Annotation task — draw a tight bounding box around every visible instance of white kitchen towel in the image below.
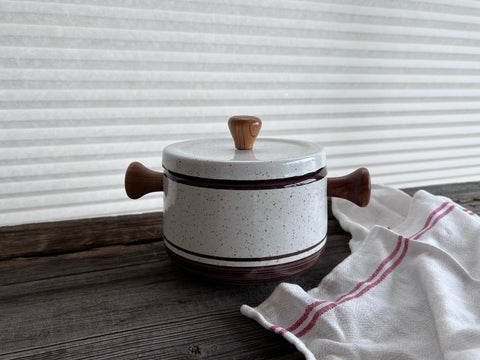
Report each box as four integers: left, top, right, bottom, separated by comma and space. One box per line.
241, 185, 480, 360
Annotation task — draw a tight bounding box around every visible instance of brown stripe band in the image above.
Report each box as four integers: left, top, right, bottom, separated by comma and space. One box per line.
163, 167, 326, 190
165, 246, 326, 284
163, 236, 326, 263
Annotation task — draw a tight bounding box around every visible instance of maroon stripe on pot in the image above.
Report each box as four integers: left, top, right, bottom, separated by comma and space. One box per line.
164, 236, 326, 263
165, 245, 326, 284
163, 167, 327, 190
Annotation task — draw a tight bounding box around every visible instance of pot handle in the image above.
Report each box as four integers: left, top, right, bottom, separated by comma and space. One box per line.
124, 162, 164, 199
327, 168, 371, 207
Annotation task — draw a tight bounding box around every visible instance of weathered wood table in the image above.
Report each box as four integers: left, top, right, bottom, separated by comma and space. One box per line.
1, 182, 478, 359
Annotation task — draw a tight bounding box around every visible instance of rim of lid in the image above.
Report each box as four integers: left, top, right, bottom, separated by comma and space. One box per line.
162, 137, 326, 181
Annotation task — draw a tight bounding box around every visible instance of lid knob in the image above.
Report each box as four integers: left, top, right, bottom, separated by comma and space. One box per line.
228, 115, 262, 150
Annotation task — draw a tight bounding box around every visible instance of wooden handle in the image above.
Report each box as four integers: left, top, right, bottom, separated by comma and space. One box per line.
125, 162, 164, 199
327, 168, 371, 207
228, 115, 262, 150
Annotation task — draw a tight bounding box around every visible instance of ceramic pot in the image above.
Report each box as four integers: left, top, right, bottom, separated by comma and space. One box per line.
125, 116, 370, 283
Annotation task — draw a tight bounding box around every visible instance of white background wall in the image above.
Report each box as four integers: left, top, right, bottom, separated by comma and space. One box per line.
1, 0, 480, 226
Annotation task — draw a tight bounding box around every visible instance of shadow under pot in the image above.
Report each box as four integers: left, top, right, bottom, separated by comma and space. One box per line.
125, 116, 370, 284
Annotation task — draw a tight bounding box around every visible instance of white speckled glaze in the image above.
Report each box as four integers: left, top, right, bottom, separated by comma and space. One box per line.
163, 175, 327, 267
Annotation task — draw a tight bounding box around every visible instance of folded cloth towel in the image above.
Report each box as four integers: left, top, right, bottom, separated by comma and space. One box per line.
241, 185, 480, 360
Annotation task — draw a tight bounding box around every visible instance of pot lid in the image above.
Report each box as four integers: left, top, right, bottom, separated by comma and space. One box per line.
162, 116, 326, 181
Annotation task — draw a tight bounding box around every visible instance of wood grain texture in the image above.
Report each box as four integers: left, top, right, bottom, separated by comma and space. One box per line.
125, 161, 164, 199
0, 242, 314, 359
0, 182, 478, 359
0, 212, 163, 260
327, 167, 371, 207
227, 115, 262, 150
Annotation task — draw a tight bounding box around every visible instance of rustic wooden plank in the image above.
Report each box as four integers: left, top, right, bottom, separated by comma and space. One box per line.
0, 226, 351, 359
0, 242, 166, 296
0, 212, 162, 260
0, 243, 313, 359
0, 308, 303, 360
0, 229, 351, 292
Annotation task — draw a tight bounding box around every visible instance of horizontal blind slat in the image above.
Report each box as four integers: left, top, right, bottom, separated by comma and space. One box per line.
4, 47, 480, 70
5, 69, 480, 84
3, 1, 480, 44
6, 89, 480, 102
4, 21, 480, 54
11, 0, 480, 25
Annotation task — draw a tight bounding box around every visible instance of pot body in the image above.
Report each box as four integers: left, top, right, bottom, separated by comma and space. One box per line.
163, 169, 327, 283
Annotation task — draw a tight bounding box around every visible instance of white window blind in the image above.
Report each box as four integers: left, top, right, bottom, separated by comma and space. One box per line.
1, 0, 480, 226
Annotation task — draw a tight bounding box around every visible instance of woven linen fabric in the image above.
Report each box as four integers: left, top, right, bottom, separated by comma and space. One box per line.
241, 184, 480, 359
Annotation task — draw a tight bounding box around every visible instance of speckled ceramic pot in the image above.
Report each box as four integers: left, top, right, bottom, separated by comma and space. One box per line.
125, 116, 370, 283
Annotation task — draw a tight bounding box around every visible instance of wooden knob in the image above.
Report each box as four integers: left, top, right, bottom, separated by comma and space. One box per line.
125, 162, 164, 199
327, 168, 371, 207
228, 115, 262, 150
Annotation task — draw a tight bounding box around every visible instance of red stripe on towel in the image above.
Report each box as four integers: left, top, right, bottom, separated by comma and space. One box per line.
411, 202, 449, 239
461, 207, 476, 216
286, 301, 327, 332
273, 201, 455, 339
334, 202, 451, 305
411, 203, 454, 240
295, 236, 409, 338
294, 202, 455, 338
269, 301, 328, 334
335, 237, 403, 303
